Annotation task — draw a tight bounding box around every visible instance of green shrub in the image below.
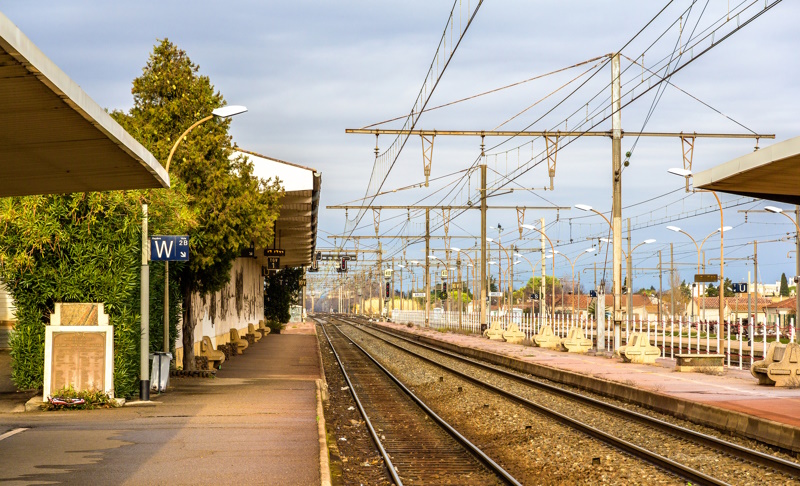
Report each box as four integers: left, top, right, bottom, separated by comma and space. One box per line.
44, 385, 116, 411
266, 320, 285, 334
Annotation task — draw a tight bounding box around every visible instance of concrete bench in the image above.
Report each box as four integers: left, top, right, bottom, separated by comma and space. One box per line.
618, 332, 660, 364
199, 336, 226, 370
483, 321, 505, 341
230, 328, 249, 354
560, 327, 592, 353
502, 322, 525, 344
751, 342, 800, 386
257, 319, 271, 337
247, 323, 262, 343
676, 354, 724, 373
533, 325, 561, 349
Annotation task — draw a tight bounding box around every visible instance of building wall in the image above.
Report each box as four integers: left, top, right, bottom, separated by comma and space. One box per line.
175, 257, 264, 364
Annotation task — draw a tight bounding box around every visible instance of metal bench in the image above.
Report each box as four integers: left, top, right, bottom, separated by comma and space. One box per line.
199, 336, 226, 370
533, 325, 561, 349
617, 332, 660, 364
751, 342, 800, 386
560, 327, 592, 353
247, 323, 262, 343
229, 328, 249, 354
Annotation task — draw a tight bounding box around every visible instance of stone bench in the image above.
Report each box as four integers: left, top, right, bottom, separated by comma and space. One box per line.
676, 353, 724, 373
199, 336, 226, 370
618, 332, 660, 364
560, 327, 592, 353
257, 319, 271, 337
247, 323, 262, 343
533, 325, 561, 349
502, 322, 525, 344
751, 342, 800, 386
483, 321, 505, 341
230, 328, 249, 354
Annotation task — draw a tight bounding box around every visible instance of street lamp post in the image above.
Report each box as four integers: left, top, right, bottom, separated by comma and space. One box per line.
575, 204, 621, 349
163, 104, 247, 350
486, 238, 512, 313
765, 205, 800, 333
626, 239, 656, 317
668, 168, 726, 327
514, 252, 546, 316
452, 247, 477, 330
521, 223, 556, 320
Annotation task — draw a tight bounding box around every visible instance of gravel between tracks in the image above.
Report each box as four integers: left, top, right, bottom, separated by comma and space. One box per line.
354, 322, 800, 486
315, 324, 392, 486
338, 322, 683, 485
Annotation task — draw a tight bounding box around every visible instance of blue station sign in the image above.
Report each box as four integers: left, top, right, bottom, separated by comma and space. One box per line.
150, 235, 189, 262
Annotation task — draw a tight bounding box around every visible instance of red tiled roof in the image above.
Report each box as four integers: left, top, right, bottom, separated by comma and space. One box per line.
764, 298, 796, 310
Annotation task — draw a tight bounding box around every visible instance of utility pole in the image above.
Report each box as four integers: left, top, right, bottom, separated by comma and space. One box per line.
391, 257, 395, 315
795, 206, 799, 331
480, 139, 487, 331
425, 208, 431, 326
627, 217, 632, 318
540, 218, 546, 318
378, 243, 383, 318
658, 251, 663, 328
670, 243, 675, 318
611, 52, 623, 352
457, 254, 463, 329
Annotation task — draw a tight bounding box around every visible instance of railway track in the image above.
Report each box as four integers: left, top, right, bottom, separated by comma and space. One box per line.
337, 315, 800, 486
315, 317, 521, 486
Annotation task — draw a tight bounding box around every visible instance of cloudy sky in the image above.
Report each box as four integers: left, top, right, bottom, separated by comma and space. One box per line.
5, 1, 799, 293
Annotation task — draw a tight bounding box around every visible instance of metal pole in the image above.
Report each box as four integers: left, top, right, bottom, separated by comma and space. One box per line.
795, 206, 799, 334
510, 245, 515, 315
458, 255, 463, 330
480, 145, 487, 331
754, 241, 759, 332
163, 261, 169, 354
611, 52, 623, 352
541, 218, 546, 320
378, 243, 383, 318
627, 218, 632, 318
670, 243, 675, 318
659, 251, 663, 333
425, 208, 431, 326
140, 203, 150, 401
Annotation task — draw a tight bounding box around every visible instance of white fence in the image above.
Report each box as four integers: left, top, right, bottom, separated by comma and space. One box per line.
385, 310, 798, 370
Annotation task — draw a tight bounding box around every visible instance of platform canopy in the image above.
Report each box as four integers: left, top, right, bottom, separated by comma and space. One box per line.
236, 150, 320, 269
0, 12, 169, 197
694, 136, 800, 204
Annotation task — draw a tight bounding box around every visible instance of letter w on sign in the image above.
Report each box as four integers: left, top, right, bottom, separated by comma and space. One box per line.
150, 236, 190, 262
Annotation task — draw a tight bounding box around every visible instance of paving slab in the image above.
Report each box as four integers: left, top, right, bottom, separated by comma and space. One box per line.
0, 332, 325, 485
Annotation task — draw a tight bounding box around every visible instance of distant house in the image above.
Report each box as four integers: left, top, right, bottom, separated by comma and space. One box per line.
690, 294, 772, 323
763, 298, 796, 326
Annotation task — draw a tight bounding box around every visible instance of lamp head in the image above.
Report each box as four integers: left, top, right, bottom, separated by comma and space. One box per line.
765, 206, 783, 214
643, 239, 656, 244
719, 226, 733, 232
667, 168, 692, 177
212, 105, 248, 118
666, 226, 681, 232
583, 247, 596, 253
521, 224, 534, 230
451, 247, 461, 252
486, 237, 494, 243
574, 204, 592, 212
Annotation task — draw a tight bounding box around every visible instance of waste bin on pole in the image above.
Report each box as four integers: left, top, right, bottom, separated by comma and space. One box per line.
149, 352, 172, 392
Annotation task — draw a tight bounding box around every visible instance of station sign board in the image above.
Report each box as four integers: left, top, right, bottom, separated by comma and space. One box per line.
264, 248, 285, 257
694, 274, 718, 283
412, 292, 426, 298
267, 257, 280, 271
731, 282, 748, 293
150, 235, 189, 262
489, 292, 503, 297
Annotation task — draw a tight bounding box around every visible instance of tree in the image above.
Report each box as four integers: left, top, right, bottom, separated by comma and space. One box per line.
722, 277, 735, 297
264, 267, 303, 323
780, 273, 790, 297
113, 40, 282, 370
706, 283, 718, 297
680, 280, 691, 300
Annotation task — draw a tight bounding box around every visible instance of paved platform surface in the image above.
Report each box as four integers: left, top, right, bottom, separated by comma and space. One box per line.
0, 332, 323, 485
373, 321, 800, 429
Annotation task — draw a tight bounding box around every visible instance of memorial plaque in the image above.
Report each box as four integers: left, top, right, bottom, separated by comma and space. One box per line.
51, 302, 109, 326
50, 331, 107, 395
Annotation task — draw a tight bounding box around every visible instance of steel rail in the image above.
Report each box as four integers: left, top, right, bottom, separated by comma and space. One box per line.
315, 318, 402, 485
318, 317, 522, 486
354, 319, 800, 479
339, 318, 736, 486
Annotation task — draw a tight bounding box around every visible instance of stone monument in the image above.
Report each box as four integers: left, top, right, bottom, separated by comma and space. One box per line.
43, 303, 114, 401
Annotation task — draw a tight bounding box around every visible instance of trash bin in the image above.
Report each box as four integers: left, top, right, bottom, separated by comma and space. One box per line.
150, 352, 172, 392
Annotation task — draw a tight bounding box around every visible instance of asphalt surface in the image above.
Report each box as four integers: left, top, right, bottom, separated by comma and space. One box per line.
0, 334, 322, 485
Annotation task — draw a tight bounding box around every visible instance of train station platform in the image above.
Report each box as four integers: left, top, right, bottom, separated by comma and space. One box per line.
371, 320, 800, 454
0, 323, 329, 486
